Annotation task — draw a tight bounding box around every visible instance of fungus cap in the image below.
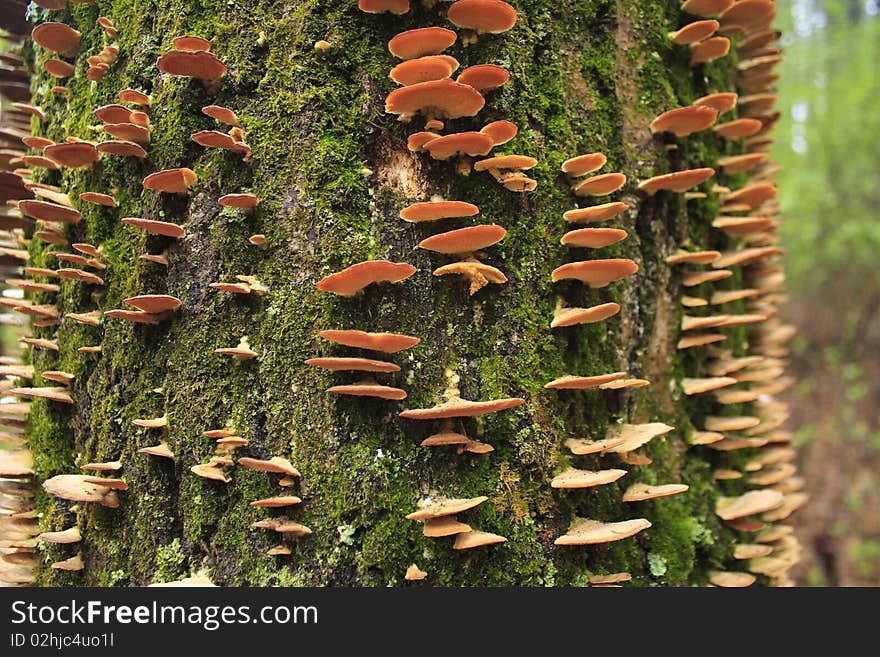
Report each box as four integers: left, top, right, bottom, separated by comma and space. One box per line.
550, 467, 627, 489
138, 442, 174, 459
43, 59, 75, 78
693, 92, 737, 114
359, 0, 410, 14
551, 259, 639, 288
237, 456, 300, 476
480, 120, 517, 145
561, 152, 607, 177
563, 202, 628, 224
38, 527, 81, 544
638, 167, 714, 195
51, 555, 84, 571
453, 530, 507, 549
327, 384, 407, 400
143, 168, 197, 194
32, 23, 81, 54
400, 201, 480, 223
418, 224, 506, 254
385, 79, 485, 121
681, 269, 733, 286
250, 496, 302, 508
305, 357, 400, 373
83, 476, 127, 490
681, 0, 734, 16
713, 118, 763, 139
93, 104, 132, 123
218, 193, 259, 210
96, 140, 148, 158
405, 495, 488, 520
172, 35, 212, 52
669, 19, 719, 44
560, 227, 628, 249
124, 295, 182, 313
709, 571, 755, 587
423, 131, 494, 160
666, 249, 721, 265
119, 89, 150, 106
605, 423, 674, 453
0, 449, 33, 478
716, 490, 784, 520
404, 564, 427, 580
447, 0, 517, 34
622, 483, 688, 502
399, 396, 524, 420
690, 36, 730, 66
191, 464, 230, 483
104, 310, 159, 324
318, 330, 420, 353
316, 260, 416, 296
79, 192, 116, 207
432, 257, 506, 293
122, 218, 184, 237
563, 437, 627, 455
551, 302, 621, 328
18, 200, 81, 224
9, 387, 72, 404
544, 372, 626, 390
388, 27, 457, 59
389, 55, 459, 86
423, 517, 472, 537
457, 64, 510, 91
408, 131, 441, 151
650, 106, 718, 136
103, 123, 151, 144
157, 50, 227, 82
572, 172, 627, 197
42, 474, 118, 507
555, 518, 652, 546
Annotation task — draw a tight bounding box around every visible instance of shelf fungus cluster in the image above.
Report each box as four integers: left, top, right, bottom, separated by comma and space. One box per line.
660, 6, 801, 586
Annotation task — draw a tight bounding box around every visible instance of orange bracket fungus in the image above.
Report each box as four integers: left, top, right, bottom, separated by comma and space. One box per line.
418, 224, 506, 254
122, 218, 185, 238
544, 371, 627, 390
690, 36, 731, 66
551, 302, 621, 328
572, 172, 627, 196
96, 140, 148, 158
562, 152, 607, 177
561, 227, 628, 248
433, 258, 507, 295
359, 0, 410, 14
453, 531, 507, 550
214, 337, 259, 360
563, 202, 629, 224
681, 0, 735, 17
400, 200, 479, 223
157, 47, 227, 92
457, 64, 510, 92
638, 167, 715, 195
390, 55, 459, 86
422, 132, 494, 160
650, 105, 718, 136
447, 0, 518, 35
388, 27, 457, 59
406, 496, 487, 520
480, 120, 517, 145
305, 357, 400, 373
668, 19, 719, 44
622, 483, 689, 502
42, 474, 119, 508
31, 23, 81, 54
400, 396, 523, 420
555, 518, 652, 546
385, 79, 485, 122
328, 383, 407, 400
44, 142, 99, 168
317, 260, 417, 296
143, 168, 197, 194
551, 259, 639, 288
551, 468, 627, 489
318, 330, 420, 353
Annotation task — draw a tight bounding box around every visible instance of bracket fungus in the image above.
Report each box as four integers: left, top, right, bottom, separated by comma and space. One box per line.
453, 530, 507, 549
690, 36, 731, 66
709, 571, 755, 587
545, 371, 626, 390
622, 483, 689, 502
551, 259, 639, 288
122, 218, 185, 238
405, 564, 427, 581
447, 0, 517, 35
400, 200, 479, 223
555, 518, 652, 546
305, 357, 400, 373
562, 152, 607, 177
250, 496, 302, 508
681, 0, 734, 16
42, 474, 119, 508
572, 172, 627, 197
400, 396, 523, 420
44, 142, 99, 168
359, 0, 410, 14
457, 64, 510, 92
143, 168, 197, 194
79, 192, 117, 207
638, 167, 714, 195
318, 330, 420, 353
157, 48, 227, 92
327, 383, 407, 400
390, 55, 459, 86
385, 79, 485, 122
716, 490, 785, 520
713, 117, 763, 139
563, 202, 629, 224
32, 23, 81, 54
406, 496, 487, 520
550, 468, 627, 489
433, 258, 508, 294
138, 442, 174, 459
18, 199, 81, 224
317, 260, 416, 296
97, 140, 148, 158
238, 457, 300, 477
650, 105, 718, 136
38, 527, 81, 544
551, 302, 621, 328
561, 227, 628, 248
418, 224, 506, 254
214, 337, 259, 360
423, 131, 494, 160
480, 120, 517, 145
423, 516, 472, 537
668, 19, 720, 44
388, 27, 457, 59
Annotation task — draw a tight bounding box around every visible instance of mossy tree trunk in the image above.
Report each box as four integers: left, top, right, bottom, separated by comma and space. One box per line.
18, 0, 759, 586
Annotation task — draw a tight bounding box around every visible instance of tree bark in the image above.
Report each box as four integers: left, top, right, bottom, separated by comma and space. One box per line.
8, 0, 776, 586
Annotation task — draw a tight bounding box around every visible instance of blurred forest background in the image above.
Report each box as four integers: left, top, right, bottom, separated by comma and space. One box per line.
775, 0, 880, 585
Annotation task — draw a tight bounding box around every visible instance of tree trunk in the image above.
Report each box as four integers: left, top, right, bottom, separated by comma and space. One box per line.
4, 0, 790, 587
